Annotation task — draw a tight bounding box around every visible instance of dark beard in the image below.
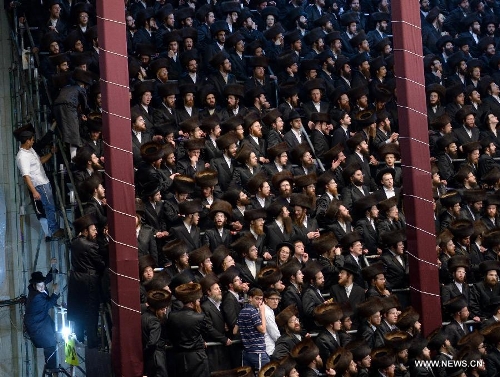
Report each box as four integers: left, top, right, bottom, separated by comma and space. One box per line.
294, 212, 307, 227
361, 68, 371, 80
239, 197, 251, 206
91, 162, 104, 170
340, 102, 351, 112
343, 71, 352, 81
326, 63, 335, 73
341, 213, 352, 223
254, 225, 264, 235
445, 48, 454, 56
298, 21, 307, 29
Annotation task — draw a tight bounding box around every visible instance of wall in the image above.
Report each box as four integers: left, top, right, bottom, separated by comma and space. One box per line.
0, 7, 61, 376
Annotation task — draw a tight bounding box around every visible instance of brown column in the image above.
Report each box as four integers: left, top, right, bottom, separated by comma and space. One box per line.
96, 2, 143, 375
391, 2, 442, 334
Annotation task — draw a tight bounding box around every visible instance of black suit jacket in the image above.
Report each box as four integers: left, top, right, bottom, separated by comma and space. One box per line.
354, 218, 379, 255
221, 290, 242, 333
315, 329, 342, 364
230, 164, 262, 191
211, 156, 234, 192
207, 71, 237, 105
341, 184, 370, 211
237, 258, 263, 288
302, 284, 326, 331
283, 130, 303, 149
330, 127, 351, 157
381, 250, 409, 289
152, 104, 178, 131
265, 221, 296, 255
242, 135, 267, 159
330, 283, 365, 326
452, 126, 480, 150
137, 225, 158, 264
310, 129, 331, 160
132, 131, 152, 168
203, 227, 233, 252
444, 319, 469, 348
282, 284, 303, 318
201, 298, 232, 372
343, 253, 367, 288
169, 224, 201, 252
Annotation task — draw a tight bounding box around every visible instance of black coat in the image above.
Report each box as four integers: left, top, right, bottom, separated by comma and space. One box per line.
169, 224, 201, 252
207, 71, 237, 105
166, 307, 210, 377
67, 236, 105, 346
237, 258, 263, 288
24, 277, 59, 348
201, 299, 232, 371
221, 290, 242, 333
380, 250, 409, 289
265, 221, 296, 256
302, 284, 325, 331
211, 156, 235, 192
470, 281, 500, 319
230, 165, 261, 192
242, 135, 267, 159
486, 347, 500, 377
132, 131, 153, 168
142, 310, 168, 377
272, 333, 301, 360
444, 319, 469, 348
341, 184, 370, 211
137, 225, 158, 264
282, 284, 303, 319
203, 227, 233, 252
315, 329, 342, 364
330, 283, 365, 326
310, 129, 331, 160
355, 218, 379, 255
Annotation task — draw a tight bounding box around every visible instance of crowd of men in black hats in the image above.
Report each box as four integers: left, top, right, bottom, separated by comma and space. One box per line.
11, 0, 500, 376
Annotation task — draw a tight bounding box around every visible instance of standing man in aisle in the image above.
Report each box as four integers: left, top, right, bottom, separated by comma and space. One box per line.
14, 124, 64, 240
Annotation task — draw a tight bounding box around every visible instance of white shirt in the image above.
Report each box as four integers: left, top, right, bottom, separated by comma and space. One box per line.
384, 187, 396, 198
292, 129, 302, 143
16, 148, 50, 187
245, 259, 256, 278
345, 283, 353, 298
133, 129, 142, 143
264, 305, 280, 355
185, 106, 193, 116
223, 154, 232, 168
184, 221, 192, 234
208, 297, 221, 311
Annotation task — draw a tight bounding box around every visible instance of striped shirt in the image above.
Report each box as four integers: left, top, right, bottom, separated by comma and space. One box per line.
237, 304, 265, 353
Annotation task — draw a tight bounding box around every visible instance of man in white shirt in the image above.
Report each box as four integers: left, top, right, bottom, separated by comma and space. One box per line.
263, 289, 281, 356
14, 125, 64, 239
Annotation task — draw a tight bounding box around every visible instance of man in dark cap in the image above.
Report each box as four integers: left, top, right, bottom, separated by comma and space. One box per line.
443, 295, 471, 347
203, 200, 234, 251
79, 174, 108, 252
167, 283, 210, 377
341, 162, 370, 211
176, 138, 206, 178
207, 51, 237, 105
200, 273, 233, 372
163, 239, 190, 278
353, 194, 380, 256
245, 56, 277, 109
330, 257, 365, 315
436, 134, 459, 182
176, 84, 199, 123
211, 132, 238, 192
169, 199, 202, 252
68, 214, 105, 348
302, 261, 327, 331
263, 142, 292, 177
470, 261, 500, 320
153, 82, 179, 130
234, 234, 264, 288
220, 84, 247, 120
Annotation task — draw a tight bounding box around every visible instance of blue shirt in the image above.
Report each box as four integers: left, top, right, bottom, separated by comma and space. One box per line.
236, 304, 265, 353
